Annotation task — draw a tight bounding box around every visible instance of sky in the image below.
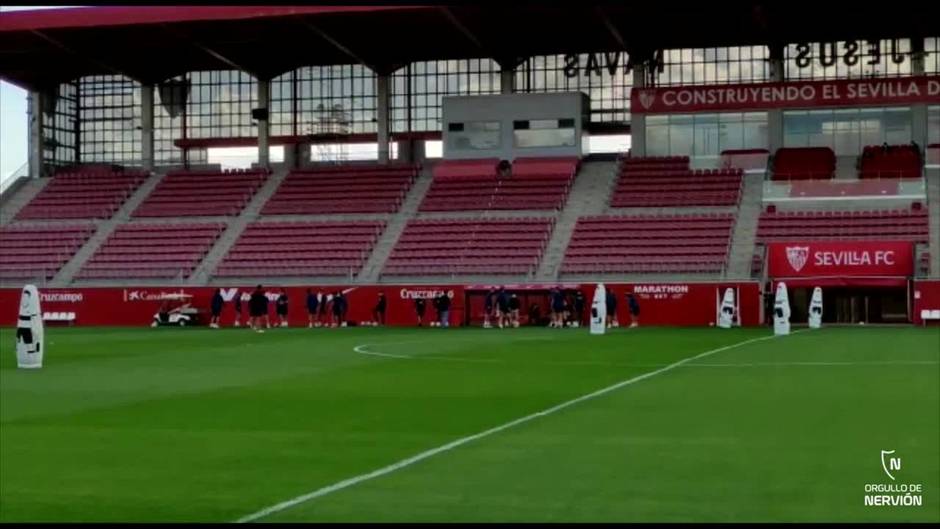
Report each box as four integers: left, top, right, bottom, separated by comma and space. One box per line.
1, 6, 84, 183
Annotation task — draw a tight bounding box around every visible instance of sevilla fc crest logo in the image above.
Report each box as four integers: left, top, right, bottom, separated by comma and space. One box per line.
786, 246, 810, 272
638, 89, 656, 110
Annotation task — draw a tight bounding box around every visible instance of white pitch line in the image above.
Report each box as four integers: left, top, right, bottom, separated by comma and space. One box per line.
353, 343, 501, 363
234, 330, 803, 523
686, 360, 940, 367
352, 344, 413, 359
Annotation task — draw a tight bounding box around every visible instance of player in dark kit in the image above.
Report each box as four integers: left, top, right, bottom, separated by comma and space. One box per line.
318, 291, 329, 327
496, 287, 509, 329
331, 291, 344, 327
415, 297, 427, 326
209, 288, 223, 329
306, 288, 319, 328
483, 287, 496, 328
626, 292, 641, 328
373, 292, 387, 326
606, 288, 619, 329
573, 290, 586, 328
275, 289, 289, 328
508, 293, 521, 328
436, 292, 451, 327
249, 285, 267, 333
233, 290, 243, 328
550, 287, 565, 328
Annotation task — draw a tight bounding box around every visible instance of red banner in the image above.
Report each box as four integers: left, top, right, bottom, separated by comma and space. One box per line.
631, 76, 940, 114
0, 286, 466, 328
0, 282, 763, 328
768, 241, 913, 278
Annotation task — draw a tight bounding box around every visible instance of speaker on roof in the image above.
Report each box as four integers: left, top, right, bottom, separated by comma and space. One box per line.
41, 86, 59, 117
251, 108, 268, 121
157, 78, 190, 118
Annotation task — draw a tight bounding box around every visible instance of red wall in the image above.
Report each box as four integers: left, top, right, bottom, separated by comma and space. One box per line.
0, 286, 466, 328
913, 280, 940, 325
0, 282, 763, 328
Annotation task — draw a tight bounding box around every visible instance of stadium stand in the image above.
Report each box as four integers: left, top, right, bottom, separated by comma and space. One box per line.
859, 144, 922, 179
75, 222, 225, 280
771, 147, 835, 180
14, 170, 148, 221
561, 213, 735, 274
756, 209, 930, 242
261, 164, 418, 215
610, 156, 743, 208
418, 157, 577, 212
213, 220, 385, 278
132, 169, 270, 218
383, 217, 554, 276
0, 224, 96, 281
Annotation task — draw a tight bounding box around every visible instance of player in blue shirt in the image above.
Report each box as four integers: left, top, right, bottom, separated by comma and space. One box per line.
605, 289, 619, 329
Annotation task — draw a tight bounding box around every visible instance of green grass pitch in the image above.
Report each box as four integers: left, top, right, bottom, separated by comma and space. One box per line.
1, 325, 938, 522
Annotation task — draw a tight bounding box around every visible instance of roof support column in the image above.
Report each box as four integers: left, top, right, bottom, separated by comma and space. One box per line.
911, 37, 926, 75
377, 73, 390, 164
257, 78, 270, 169
630, 64, 647, 157
767, 44, 785, 156
27, 91, 44, 178
500, 66, 515, 95
910, 38, 928, 152
141, 83, 154, 172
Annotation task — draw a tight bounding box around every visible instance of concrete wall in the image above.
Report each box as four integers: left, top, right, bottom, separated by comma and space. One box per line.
442, 92, 588, 160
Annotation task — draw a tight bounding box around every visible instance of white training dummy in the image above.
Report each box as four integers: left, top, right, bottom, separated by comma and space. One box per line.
16, 284, 44, 369
590, 283, 607, 335
808, 287, 823, 330
773, 282, 791, 336
718, 287, 735, 329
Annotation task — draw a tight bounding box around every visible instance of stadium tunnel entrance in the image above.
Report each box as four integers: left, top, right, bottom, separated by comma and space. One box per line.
463, 285, 584, 327
771, 279, 911, 324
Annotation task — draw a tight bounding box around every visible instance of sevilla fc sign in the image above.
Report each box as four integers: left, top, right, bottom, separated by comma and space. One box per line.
768, 241, 913, 277
632, 76, 940, 113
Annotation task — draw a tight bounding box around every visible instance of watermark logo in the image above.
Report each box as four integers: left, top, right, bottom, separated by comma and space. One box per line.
864, 449, 922, 507
881, 450, 900, 481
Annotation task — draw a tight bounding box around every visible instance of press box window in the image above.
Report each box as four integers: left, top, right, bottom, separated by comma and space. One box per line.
447, 121, 500, 150
514, 118, 576, 148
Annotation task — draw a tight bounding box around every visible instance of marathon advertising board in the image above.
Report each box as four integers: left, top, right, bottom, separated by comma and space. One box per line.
631, 76, 940, 113
578, 282, 761, 327
768, 241, 914, 278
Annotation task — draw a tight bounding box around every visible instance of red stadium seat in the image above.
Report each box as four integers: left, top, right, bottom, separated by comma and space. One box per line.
382, 218, 554, 277
610, 156, 743, 208
561, 214, 735, 274
756, 208, 929, 243
75, 222, 225, 280
14, 170, 149, 221
213, 221, 385, 278
418, 157, 578, 212
0, 224, 97, 281
262, 164, 418, 216
133, 169, 271, 218
771, 147, 835, 180
858, 144, 922, 179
